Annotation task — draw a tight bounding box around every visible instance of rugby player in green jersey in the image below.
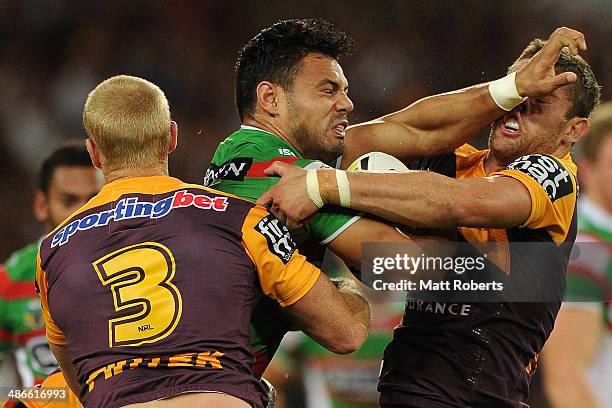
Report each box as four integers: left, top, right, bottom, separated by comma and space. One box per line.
207, 20, 439, 380
206, 19, 588, 407
542, 101, 612, 408
0, 144, 102, 387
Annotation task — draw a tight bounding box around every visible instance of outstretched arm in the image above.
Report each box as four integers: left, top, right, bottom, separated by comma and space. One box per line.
258, 163, 531, 229
341, 27, 586, 166
334, 171, 531, 229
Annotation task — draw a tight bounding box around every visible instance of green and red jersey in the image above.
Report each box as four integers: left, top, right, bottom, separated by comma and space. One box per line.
565, 197, 612, 308
563, 196, 611, 408
205, 126, 360, 375
205, 126, 360, 244
0, 241, 57, 385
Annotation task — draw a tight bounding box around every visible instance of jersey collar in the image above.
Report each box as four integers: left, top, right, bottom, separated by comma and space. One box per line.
239, 125, 302, 158
240, 125, 281, 139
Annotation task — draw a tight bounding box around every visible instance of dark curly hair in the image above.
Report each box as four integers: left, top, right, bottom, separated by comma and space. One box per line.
513, 38, 601, 119
235, 19, 354, 121
39, 142, 93, 194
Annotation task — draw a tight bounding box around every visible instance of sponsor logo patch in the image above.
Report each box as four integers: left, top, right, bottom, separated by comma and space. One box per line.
52, 190, 229, 247
254, 214, 296, 263
204, 157, 252, 186
506, 154, 573, 202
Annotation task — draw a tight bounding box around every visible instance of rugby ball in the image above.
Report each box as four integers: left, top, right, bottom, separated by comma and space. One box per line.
347, 152, 409, 172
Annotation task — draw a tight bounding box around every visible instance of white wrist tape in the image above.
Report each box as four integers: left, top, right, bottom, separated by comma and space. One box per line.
488, 71, 527, 111
335, 170, 351, 207
306, 170, 324, 208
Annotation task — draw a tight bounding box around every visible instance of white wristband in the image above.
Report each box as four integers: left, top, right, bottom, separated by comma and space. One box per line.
306, 170, 324, 209
488, 71, 527, 111
336, 170, 351, 207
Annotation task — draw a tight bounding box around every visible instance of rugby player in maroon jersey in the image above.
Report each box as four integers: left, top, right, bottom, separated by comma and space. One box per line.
35, 75, 370, 408
259, 27, 600, 407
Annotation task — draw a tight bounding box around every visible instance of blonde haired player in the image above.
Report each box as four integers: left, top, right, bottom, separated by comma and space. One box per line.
34, 75, 370, 408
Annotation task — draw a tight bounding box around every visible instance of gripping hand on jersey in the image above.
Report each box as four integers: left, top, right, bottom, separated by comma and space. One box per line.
257, 161, 316, 229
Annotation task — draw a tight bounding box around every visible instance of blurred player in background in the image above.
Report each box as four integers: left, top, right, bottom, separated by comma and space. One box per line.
36, 75, 369, 408
542, 101, 612, 408
0, 143, 101, 406
259, 28, 600, 407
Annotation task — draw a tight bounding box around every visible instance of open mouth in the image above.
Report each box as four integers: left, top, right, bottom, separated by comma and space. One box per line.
332, 120, 349, 137
500, 114, 521, 137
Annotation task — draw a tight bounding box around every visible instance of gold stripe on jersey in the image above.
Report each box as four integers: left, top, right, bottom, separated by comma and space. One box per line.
35, 254, 67, 346
241, 205, 321, 307
525, 353, 539, 375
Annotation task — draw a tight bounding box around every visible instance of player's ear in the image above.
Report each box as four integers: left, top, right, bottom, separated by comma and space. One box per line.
33, 190, 49, 223
85, 138, 102, 169
168, 121, 178, 154
256, 81, 281, 117
561, 117, 588, 145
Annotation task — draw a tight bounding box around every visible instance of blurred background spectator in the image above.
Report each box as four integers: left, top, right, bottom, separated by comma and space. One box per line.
1, 1, 611, 406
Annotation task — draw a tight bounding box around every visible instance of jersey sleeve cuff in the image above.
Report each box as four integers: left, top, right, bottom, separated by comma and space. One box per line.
319, 214, 362, 245
277, 264, 321, 308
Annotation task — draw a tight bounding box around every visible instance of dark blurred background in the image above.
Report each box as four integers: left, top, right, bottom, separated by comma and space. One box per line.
1, 0, 611, 259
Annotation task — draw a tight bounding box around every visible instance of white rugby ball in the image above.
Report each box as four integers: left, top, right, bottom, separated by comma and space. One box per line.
347, 151, 409, 172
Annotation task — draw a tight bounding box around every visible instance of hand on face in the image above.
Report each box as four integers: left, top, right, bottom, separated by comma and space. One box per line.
515, 27, 586, 99
256, 161, 319, 229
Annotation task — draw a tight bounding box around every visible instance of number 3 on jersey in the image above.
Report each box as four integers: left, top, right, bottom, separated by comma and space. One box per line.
93, 242, 183, 347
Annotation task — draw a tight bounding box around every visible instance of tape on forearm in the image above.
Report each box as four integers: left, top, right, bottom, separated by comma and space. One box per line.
306, 170, 325, 209
488, 71, 527, 111
315, 169, 349, 207
336, 170, 351, 207
330, 277, 369, 305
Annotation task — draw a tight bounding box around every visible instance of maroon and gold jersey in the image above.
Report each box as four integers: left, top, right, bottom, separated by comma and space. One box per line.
379, 145, 578, 408
35, 176, 320, 408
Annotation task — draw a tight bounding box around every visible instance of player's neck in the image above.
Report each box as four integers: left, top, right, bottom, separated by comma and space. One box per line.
483, 153, 507, 175
243, 117, 299, 152
103, 162, 169, 184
